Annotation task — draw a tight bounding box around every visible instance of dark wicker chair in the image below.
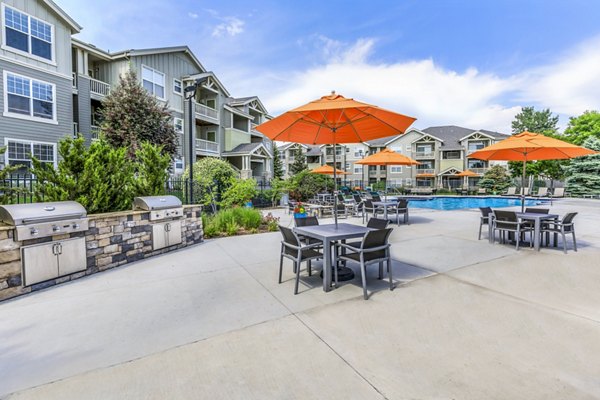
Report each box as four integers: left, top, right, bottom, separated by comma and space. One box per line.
491, 210, 532, 250
540, 212, 578, 254
478, 207, 492, 240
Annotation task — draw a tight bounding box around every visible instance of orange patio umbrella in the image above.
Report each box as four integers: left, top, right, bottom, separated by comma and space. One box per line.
355, 148, 420, 192
469, 131, 597, 210
310, 165, 349, 175
455, 169, 479, 188
256, 91, 416, 226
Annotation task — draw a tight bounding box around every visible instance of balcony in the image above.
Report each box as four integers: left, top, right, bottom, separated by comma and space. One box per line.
416, 169, 435, 175
469, 167, 488, 175
91, 125, 101, 140
415, 151, 435, 159
369, 170, 386, 177
195, 103, 219, 123
90, 77, 110, 97
196, 139, 219, 154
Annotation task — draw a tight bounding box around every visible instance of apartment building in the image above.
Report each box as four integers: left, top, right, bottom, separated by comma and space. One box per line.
0, 0, 81, 172
1, 0, 273, 180
277, 125, 508, 189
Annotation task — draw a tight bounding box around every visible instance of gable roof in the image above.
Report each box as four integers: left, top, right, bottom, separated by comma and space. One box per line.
423, 125, 508, 150
222, 142, 272, 157
111, 46, 206, 74
188, 72, 230, 97
227, 96, 269, 114
43, 0, 82, 33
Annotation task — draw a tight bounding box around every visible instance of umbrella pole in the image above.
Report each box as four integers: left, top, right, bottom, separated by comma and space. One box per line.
333, 139, 338, 227
521, 158, 526, 212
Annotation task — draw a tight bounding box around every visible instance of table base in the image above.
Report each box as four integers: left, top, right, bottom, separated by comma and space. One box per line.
320, 266, 355, 282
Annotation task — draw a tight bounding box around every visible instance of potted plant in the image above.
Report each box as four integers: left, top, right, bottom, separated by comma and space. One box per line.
293, 202, 307, 218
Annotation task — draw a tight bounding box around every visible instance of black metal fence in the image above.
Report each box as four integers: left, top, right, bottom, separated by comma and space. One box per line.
1, 175, 40, 204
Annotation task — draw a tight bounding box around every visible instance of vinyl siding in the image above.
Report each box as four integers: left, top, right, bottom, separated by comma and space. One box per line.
0, 0, 73, 77
0, 59, 72, 153
75, 74, 91, 144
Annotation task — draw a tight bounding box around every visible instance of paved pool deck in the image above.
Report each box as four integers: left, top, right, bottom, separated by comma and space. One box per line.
1, 198, 599, 399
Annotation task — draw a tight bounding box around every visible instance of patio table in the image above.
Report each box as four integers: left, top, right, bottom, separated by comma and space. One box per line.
294, 223, 372, 292
516, 212, 559, 251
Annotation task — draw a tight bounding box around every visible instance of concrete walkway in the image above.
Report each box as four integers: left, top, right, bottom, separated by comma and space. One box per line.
1, 199, 599, 399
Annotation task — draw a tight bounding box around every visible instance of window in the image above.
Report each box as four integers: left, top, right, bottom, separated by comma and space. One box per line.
173, 79, 182, 95
390, 166, 402, 173
174, 118, 183, 134
354, 147, 363, 157
3, 5, 53, 61
354, 165, 363, 174
416, 144, 433, 154
406, 145, 411, 152
4, 71, 55, 121
345, 163, 350, 170
142, 65, 165, 99
468, 140, 487, 153
443, 150, 461, 159
405, 178, 412, 186
390, 146, 402, 153
468, 159, 485, 169
6, 139, 55, 170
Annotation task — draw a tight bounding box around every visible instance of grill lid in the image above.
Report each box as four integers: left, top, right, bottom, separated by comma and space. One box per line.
133, 195, 183, 211
0, 201, 87, 226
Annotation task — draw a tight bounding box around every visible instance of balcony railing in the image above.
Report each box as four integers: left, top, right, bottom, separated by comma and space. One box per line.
369, 170, 386, 177
196, 139, 219, 153
415, 151, 435, 158
195, 103, 219, 121
416, 169, 435, 175
90, 77, 110, 96
91, 125, 101, 140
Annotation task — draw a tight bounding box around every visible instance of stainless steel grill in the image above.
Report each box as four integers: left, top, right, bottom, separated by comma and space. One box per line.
133, 195, 184, 221
0, 201, 89, 241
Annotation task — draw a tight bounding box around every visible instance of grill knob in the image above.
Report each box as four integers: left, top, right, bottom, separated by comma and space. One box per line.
52, 225, 61, 232
30, 228, 39, 236
72, 223, 80, 229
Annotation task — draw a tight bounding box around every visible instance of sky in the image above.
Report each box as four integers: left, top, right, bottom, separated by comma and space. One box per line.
58, 0, 600, 133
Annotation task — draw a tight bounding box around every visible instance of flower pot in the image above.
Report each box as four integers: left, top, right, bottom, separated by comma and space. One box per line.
294, 212, 307, 218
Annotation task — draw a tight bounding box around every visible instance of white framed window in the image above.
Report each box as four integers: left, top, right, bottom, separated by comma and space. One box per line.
173, 79, 182, 95
3, 71, 56, 123
405, 178, 412, 186
5, 138, 56, 170
141, 65, 165, 99
2, 4, 54, 63
406, 144, 411, 152
354, 165, 363, 174
390, 166, 402, 173
174, 117, 183, 134
345, 162, 350, 170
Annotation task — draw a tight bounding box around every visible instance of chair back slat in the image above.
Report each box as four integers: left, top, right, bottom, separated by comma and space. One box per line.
493, 210, 517, 222
279, 225, 300, 247
397, 199, 408, 208
479, 207, 492, 217
525, 208, 549, 214
295, 216, 319, 227
363, 228, 393, 249
562, 212, 578, 224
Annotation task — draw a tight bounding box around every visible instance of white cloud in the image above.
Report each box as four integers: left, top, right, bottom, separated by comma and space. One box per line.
188, 12, 198, 19
212, 17, 245, 37
256, 35, 600, 133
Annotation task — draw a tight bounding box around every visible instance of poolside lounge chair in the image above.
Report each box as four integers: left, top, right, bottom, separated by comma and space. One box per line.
550, 187, 565, 198
278, 226, 323, 294
540, 212, 578, 253
532, 187, 549, 197
521, 187, 531, 196
501, 187, 517, 196
335, 228, 394, 300
477, 188, 487, 195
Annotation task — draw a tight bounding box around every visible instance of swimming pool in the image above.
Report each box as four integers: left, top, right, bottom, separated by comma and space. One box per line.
407, 196, 550, 211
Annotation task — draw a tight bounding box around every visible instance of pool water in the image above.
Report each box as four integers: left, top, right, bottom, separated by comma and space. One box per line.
408, 196, 550, 211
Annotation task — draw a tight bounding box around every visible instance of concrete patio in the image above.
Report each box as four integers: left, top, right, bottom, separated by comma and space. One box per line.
1, 198, 599, 399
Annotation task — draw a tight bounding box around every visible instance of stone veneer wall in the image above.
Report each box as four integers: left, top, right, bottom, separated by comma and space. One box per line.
0, 205, 203, 301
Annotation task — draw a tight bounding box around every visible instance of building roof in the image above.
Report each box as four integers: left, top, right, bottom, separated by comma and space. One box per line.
111, 46, 207, 74
44, 0, 82, 33
422, 125, 509, 150
222, 142, 272, 157
188, 72, 230, 97
305, 145, 322, 156
366, 134, 402, 147
228, 96, 269, 115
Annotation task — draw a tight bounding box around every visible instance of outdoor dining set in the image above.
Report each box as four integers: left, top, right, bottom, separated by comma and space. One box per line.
478, 206, 578, 253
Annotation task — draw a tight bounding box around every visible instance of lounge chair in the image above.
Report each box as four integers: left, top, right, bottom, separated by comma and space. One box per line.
532, 187, 549, 197
550, 187, 565, 198
501, 187, 517, 196
477, 188, 487, 195
521, 187, 531, 196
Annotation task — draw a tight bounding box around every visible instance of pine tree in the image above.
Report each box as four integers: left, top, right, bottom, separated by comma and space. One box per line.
478, 165, 511, 194
272, 143, 284, 180
564, 136, 600, 196
100, 68, 177, 158
290, 144, 307, 175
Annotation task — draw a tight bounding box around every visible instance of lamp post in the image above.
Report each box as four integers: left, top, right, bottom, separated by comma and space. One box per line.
359, 149, 369, 190
183, 78, 207, 204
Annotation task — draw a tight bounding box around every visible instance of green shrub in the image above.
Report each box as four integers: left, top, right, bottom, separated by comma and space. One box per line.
288, 170, 334, 201
226, 221, 240, 236
186, 158, 237, 210
232, 207, 262, 229
221, 178, 258, 208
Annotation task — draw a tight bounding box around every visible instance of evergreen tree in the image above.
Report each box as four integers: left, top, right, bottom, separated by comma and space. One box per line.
289, 144, 307, 175
478, 165, 511, 194
272, 143, 284, 180
100, 68, 177, 158
564, 136, 600, 197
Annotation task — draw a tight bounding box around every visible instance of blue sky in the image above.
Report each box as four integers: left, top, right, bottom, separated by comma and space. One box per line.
58, 0, 600, 132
